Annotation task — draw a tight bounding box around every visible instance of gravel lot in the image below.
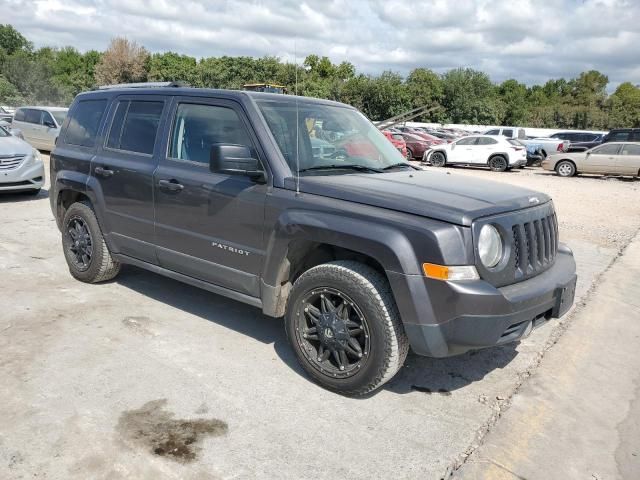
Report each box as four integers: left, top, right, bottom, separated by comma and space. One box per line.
1, 156, 639, 479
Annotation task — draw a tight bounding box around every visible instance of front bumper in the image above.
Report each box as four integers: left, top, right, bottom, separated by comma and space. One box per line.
0, 158, 44, 192
388, 244, 577, 357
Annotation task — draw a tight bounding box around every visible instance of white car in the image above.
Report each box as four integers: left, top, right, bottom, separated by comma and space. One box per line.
425, 135, 527, 172
11, 106, 68, 151
0, 124, 45, 195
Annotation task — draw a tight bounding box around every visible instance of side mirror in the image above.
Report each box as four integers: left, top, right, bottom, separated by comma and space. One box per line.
210, 144, 265, 182
44, 120, 56, 128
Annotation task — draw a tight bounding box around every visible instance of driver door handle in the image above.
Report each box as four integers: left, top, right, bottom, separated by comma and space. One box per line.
158, 179, 184, 192
95, 166, 114, 178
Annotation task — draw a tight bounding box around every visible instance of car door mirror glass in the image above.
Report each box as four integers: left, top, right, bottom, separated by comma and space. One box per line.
210, 144, 264, 181
44, 120, 56, 128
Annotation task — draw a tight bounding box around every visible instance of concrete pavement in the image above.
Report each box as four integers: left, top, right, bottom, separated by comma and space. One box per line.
455, 230, 640, 479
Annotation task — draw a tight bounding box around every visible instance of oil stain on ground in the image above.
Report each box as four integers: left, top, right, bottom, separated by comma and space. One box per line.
117, 399, 228, 462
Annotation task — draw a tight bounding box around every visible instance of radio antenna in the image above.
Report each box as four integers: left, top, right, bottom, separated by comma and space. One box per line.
294, 39, 300, 195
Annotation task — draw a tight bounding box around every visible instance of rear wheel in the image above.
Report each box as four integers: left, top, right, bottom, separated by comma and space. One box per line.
489, 155, 508, 172
556, 160, 576, 177
430, 151, 446, 167
285, 261, 409, 396
62, 201, 121, 283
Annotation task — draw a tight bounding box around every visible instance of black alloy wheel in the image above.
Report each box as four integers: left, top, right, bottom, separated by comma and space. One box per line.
66, 216, 93, 271
294, 288, 370, 378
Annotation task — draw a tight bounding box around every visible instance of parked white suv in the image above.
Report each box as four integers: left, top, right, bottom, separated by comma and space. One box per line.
12, 106, 68, 151
424, 135, 527, 172
0, 124, 44, 194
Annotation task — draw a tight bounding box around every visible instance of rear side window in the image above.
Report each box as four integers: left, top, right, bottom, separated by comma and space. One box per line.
621, 144, 640, 155
478, 137, 498, 145
65, 99, 107, 147
502, 129, 513, 137
485, 129, 499, 135
106, 100, 164, 155
169, 103, 253, 164
24, 109, 42, 124
608, 131, 630, 142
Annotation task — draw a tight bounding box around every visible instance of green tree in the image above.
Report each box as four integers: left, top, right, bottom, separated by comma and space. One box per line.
148, 52, 197, 84
405, 68, 443, 121
0, 24, 32, 56
498, 79, 528, 125
441, 68, 500, 124
609, 82, 640, 128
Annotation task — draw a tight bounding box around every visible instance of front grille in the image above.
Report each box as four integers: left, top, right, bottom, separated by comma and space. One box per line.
0, 154, 26, 171
511, 212, 558, 280
473, 202, 559, 287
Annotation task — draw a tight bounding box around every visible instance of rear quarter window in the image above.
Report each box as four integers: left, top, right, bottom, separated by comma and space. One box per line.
65, 99, 108, 147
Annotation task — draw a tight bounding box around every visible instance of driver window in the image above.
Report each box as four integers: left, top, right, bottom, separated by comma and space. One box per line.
592, 144, 620, 155
170, 103, 254, 165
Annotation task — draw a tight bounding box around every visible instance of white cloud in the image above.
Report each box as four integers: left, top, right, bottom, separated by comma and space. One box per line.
2, 0, 639, 88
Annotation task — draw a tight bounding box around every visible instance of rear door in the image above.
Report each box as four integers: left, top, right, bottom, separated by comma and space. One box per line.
17, 108, 42, 147
94, 95, 168, 263
153, 96, 268, 296
618, 144, 640, 175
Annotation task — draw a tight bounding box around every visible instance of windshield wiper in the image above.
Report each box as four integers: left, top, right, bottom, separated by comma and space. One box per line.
381, 162, 418, 171
299, 164, 383, 173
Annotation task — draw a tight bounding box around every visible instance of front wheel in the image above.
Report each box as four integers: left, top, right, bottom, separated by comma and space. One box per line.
430, 151, 446, 167
285, 261, 409, 396
556, 160, 576, 177
406, 147, 414, 160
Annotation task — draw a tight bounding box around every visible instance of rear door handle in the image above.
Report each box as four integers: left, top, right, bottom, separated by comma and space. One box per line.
95, 166, 114, 178
158, 179, 184, 192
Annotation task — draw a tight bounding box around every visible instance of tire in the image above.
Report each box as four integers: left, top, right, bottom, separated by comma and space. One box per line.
556, 160, 576, 177
488, 155, 508, 172
430, 151, 446, 167
62, 201, 121, 283
285, 261, 409, 396
406, 147, 413, 160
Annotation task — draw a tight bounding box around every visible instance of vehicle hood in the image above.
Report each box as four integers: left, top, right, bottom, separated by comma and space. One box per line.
292, 170, 550, 226
0, 135, 32, 155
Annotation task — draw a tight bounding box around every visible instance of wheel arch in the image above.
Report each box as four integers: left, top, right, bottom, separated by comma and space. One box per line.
555, 158, 577, 174
260, 211, 427, 318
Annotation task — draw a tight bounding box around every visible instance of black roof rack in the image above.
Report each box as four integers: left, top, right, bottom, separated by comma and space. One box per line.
95, 81, 189, 90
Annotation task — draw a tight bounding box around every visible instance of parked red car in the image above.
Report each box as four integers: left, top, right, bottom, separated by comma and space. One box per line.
400, 133, 431, 160
382, 130, 408, 158
396, 126, 446, 146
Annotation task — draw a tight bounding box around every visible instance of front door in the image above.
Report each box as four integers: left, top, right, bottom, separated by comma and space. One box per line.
153, 97, 268, 297
618, 144, 640, 176
93, 95, 168, 263
450, 137, 477, 163
584, 144, 621, 174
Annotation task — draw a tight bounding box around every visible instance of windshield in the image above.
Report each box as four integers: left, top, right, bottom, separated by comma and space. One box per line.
51, 110, 67, 126
257, 99, 406, 174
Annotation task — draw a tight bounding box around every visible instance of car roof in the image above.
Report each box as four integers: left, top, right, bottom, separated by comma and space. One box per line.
75, 87, 351, 109
17, 106, 68, 111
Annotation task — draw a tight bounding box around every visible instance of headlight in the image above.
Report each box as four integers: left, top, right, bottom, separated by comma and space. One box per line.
478, 224, 503, 268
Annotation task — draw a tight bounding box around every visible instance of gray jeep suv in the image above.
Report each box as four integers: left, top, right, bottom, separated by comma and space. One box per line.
50, 84, 577, 395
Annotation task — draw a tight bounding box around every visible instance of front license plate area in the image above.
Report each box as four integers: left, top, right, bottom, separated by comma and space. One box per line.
553, 275, 577, 318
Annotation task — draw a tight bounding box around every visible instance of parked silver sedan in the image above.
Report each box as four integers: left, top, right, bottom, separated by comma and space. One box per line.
0, 124, 45, 194
542, 142, 640, 177
11, 106, 68, 151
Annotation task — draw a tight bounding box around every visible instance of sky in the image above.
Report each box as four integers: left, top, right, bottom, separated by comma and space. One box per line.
2, 0, 640, 88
